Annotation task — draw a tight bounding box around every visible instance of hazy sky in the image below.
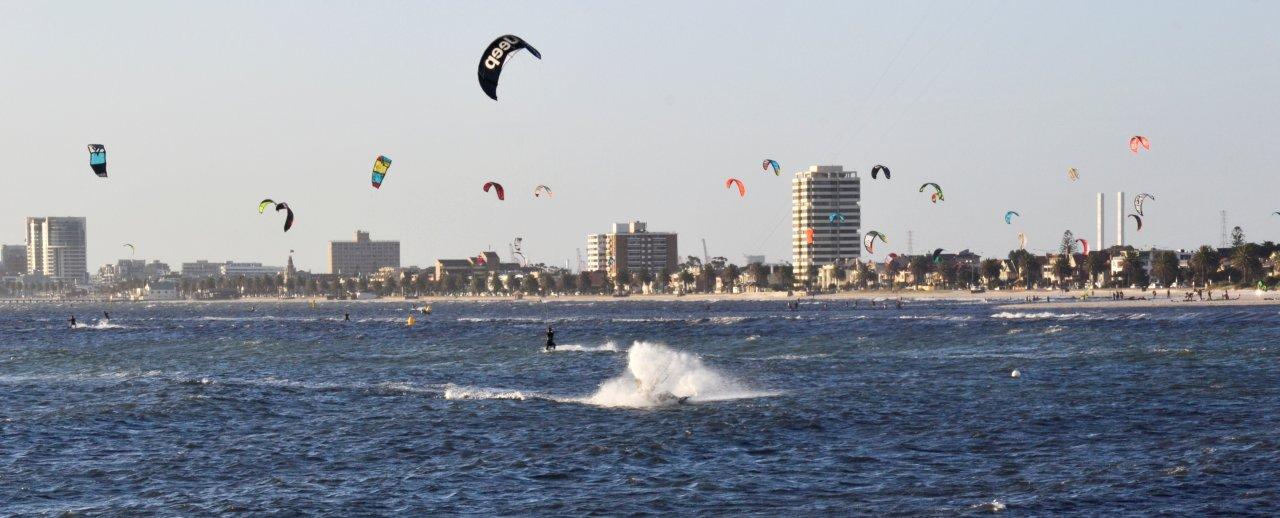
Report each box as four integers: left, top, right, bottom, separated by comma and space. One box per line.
2, 1, 1278, 271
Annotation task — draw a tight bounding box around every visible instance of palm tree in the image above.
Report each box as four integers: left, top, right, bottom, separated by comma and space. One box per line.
980, 259, 1002, 288
678, 270, 695, 292
1150, 251, 1180, 287
1189, 246, 1220, 287
1118, 250, 1144, 287
1085, 251, 1110, 288
882, 259, 901, 287
721, 264, 740, 291
1052, 255, 1073, 289
1232, 243, 1262, 285
907, 256, 931, 286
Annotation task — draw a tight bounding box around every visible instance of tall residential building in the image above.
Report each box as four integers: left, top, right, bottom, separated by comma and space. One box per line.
25, 217, 88, 282
585, 221, 678, 277
329, 230, 400, 275
1, 244, 26, 275
792, 165, 861, 287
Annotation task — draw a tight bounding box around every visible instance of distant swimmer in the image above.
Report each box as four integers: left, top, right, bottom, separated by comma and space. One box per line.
545, 325, 556, 351
69, 316, 77, 328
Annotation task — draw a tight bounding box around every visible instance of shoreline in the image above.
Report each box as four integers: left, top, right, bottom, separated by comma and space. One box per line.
14, 287, 1276, 309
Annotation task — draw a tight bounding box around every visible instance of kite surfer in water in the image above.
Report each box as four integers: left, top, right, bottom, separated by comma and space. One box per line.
545, 325, 556, 351
69, 316, 77, 328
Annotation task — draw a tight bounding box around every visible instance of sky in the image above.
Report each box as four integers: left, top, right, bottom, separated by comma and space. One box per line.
1, 1, 1278, 272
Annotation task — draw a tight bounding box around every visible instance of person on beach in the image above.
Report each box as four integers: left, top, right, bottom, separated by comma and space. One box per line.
545, 325, 556, 351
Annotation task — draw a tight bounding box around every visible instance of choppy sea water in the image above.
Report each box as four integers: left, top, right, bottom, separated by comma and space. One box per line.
2, 299, 1278, 515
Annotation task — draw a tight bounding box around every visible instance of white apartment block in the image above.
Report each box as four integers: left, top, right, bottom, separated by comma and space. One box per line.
329, 230, 400, 275
792, 165, 861, 287
26, 216, 88, 283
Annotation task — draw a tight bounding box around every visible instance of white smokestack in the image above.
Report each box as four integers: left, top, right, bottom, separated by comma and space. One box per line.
1116, 191, 1125, 248
1096, 192, 1104, 253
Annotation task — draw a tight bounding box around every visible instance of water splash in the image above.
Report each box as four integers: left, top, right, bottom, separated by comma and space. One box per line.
582, 342, 773, 408
547, 341, 619, 353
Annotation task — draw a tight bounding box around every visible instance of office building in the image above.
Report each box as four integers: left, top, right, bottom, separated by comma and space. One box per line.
329, 231, 400, 275
182, 260, 225, 278
25, 217, 88, 283
1, 244, 26, 274
585, 221, 678, 278
792, 165, 861, 287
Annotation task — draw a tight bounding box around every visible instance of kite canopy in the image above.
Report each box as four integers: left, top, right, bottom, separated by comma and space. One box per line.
762, 159, 780, 176
1133, 193, 1155, 216
483, 181, 506, 200
1004, 211, 1021, 225
533, 185, 553, 198
863, 231, 886, 253
919, 182, 944, 202
1129, 213, 1143, 231
123, 243, 135, 255
931, 248, 944, 264
371, 155, 392, 189
1018, 232, 1028, 250
828, 212, 846, 224
258, 199, 293, 232
1076, 238, 1089, 255
88, 144, 107, 178
1129, 135, 1150, 153
725, 178, 746, 197
871, 165, 890, 180
477, 35, 541, 100
804, 228, 815, 245
1067, 167, 1079, 181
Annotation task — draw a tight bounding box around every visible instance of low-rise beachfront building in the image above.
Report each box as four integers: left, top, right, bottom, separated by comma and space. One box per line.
135, 280, 180, 301
221, 262, 283, 277
433, 251, 527, 283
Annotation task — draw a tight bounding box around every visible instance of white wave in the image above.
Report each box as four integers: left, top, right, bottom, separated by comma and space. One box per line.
750, 353, 832, 361
971, 499, 1007, 512
72, 320, 126, 330
897, 315, 973, 321
443, 384, 533, 401
548, 341, 620, 353
991, 311, 1085, 320
582, 342, 774, 408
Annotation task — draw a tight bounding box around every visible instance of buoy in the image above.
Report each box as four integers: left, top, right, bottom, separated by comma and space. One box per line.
1010, 369, 1021, 378
406, 314, 416, 327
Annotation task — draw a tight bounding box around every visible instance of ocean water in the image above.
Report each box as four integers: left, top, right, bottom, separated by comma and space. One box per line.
2, 299, 1278, 515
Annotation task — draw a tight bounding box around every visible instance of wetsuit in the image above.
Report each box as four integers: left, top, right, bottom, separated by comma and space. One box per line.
545, 328, 556, 351
70, 316, 77, 328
